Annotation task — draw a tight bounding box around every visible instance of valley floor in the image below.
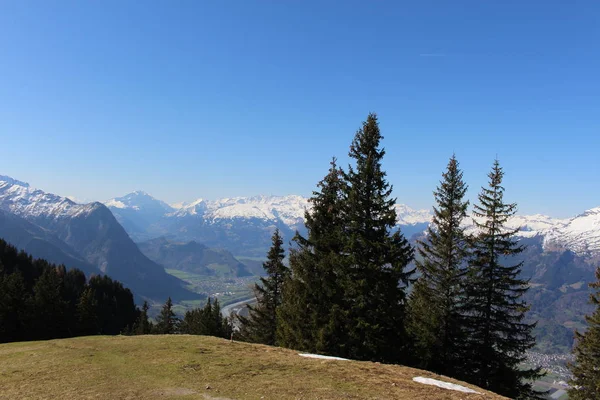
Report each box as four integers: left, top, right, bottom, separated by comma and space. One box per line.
0, 335, 508, 400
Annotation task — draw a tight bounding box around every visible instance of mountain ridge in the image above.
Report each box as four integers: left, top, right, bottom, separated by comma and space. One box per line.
0, 176, 196, 301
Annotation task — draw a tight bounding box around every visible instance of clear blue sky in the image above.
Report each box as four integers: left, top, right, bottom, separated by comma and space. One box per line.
1, 1, 598, 217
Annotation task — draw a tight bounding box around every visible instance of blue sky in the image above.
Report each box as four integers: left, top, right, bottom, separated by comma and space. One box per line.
0, 1, 598, 217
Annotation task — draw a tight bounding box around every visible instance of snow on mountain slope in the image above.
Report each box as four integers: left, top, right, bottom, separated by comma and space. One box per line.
168, 195, 432, 228
164, 195, 309, 227
544, 207, 600, 254
0, 177, 101, 220
105, 191, 174, 212
464, 210, 600, 255
105, 188, 600, 255
208, 195, 308, 226
394, 204, 433, 226
465, 213, 569, 239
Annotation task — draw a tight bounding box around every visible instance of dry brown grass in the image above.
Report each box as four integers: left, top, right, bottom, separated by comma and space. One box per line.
0, 335, 508, 399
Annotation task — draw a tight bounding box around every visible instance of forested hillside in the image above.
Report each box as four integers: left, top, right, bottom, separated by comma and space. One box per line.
0, 239, 140, 343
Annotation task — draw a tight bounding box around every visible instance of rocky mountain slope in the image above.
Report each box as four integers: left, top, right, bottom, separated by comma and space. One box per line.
0, 176, 196, 301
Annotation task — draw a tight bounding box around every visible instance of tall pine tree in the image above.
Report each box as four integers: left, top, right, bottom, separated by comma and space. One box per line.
569, 266, 600, 399
277, 158, 348, 354
407, 154, 469, 375
238, 229, 288, 345
463, 159, 543, 399
341, 113, 414, 362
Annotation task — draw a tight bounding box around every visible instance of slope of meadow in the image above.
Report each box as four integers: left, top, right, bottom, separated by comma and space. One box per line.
0, 335, 507, 400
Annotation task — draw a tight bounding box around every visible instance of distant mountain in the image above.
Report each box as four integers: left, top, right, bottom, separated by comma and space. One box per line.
106, 189, 600, 260
505, 236, 596, 353
465, 208, 600, 257
0, 176, 197, 302
138, 237, 252, 277
106, 192, 433, 256
105, 191, 174, 238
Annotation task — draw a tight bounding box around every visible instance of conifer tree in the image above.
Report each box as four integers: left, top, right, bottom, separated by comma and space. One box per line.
569, 266, 600, 399
238, 229, 288, 345
133, 301, 152, 335
463, 160, 543, 399
29, 267, 68, 339
407, 154, 469, 375
77, 287, 99, 335
211, 298, 233, 339
63, 269, 87, 335
154, 297, 179, 334
180, 297, 232, 338
341, 113, 414, 362
0, 271, 28, 342
277, 158, 347, 354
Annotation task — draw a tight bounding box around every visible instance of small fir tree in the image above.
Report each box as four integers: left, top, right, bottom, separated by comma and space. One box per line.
407, 154, 470, 375
180, 297, 232, 338
29, 267, 68, 339
154, 297, 179, 334
569, 266, 600, 399
463, 160, 544, 399
77, 287, 98, 335
238, 229, 288, 345
0, 271, 28, 342
133, 301, 153, 335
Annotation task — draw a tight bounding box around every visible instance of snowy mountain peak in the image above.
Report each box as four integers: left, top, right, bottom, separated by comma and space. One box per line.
169, 198, 208, 216
394, 204, 433, 226
0, 175, 103, 221
104, 191, 174, 212
166, 195, 309, 226
575, 207, 600, 218
0, 175, 30, 188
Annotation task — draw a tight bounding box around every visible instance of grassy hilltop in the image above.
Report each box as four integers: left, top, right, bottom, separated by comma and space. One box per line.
0, 335, 507, 400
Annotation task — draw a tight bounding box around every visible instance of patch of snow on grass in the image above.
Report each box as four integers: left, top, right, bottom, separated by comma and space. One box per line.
298, 353, 349, 361
412, 377, 479, 394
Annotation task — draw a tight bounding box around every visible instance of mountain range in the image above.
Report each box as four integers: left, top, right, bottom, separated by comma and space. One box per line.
105, 191, 434, 256
104, 190, 600, 259
2, 174, 599, 352
0, 176, 196, 302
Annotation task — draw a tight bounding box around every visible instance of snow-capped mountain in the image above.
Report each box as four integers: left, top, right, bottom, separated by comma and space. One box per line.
105, 192, 435, 255
106, 190, 174, 212
544, 207, 600, 255
171, 195, 309, 227
104, 191, 175, 235
104, 188, 600, 257
0, 176, 194, 301
0, 175, 100, 220
463, 209, 600, 256
108, 193, 431, 229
